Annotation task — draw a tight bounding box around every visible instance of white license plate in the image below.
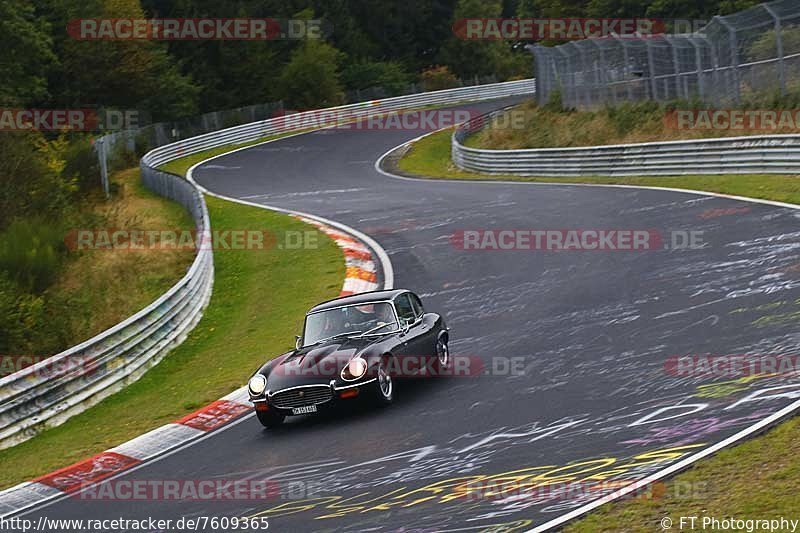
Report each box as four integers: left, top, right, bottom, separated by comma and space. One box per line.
292, 405, 317, 415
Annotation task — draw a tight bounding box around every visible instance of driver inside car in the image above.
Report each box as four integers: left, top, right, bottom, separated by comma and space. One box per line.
375, 303, 396, 328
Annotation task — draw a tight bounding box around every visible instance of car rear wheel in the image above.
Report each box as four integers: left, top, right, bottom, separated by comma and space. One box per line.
373, 357, 394, 406
256, 409, 285, 428
435, 336, 450, 372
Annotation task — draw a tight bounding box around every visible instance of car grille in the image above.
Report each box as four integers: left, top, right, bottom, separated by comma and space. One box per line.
270, 385, 332, 409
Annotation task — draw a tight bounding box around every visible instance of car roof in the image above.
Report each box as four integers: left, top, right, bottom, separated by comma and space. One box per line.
307, 289, 411, 313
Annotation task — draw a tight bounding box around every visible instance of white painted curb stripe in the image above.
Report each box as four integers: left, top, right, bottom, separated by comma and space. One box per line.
109, 424, 206, 461
0, 131, 391, 519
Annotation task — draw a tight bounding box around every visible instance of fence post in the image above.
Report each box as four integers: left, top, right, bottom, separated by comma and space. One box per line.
571, 43, 592, 108
646, 40, 658, 100
556, 47, 573, 107
95, 136, 110, 198
690, 37, 705, 102
613, 36, 633, 102
764, 3, 786, 97
716, 16, 740, 104
593, 40, 615, 105
532, 44, 551, 106
669, 37, 684, 100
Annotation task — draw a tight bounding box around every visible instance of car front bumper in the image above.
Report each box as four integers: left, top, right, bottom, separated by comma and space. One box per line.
249, 378, 377, 416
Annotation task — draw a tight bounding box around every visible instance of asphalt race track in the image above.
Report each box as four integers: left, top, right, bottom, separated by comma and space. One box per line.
25, 98, 800, 531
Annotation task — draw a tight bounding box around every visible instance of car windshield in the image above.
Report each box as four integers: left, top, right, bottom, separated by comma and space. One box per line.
302, 302, 399, 346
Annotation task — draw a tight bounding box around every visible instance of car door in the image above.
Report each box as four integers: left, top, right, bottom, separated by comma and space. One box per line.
394, 293, 432, 376
409, 292, 438, 355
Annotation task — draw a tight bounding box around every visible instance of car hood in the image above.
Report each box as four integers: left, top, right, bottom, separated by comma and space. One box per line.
264, 336, 380, 391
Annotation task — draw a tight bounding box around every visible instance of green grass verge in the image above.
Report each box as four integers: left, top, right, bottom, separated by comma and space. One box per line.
158, 130, 311, 177
397, 128, 800, 204
464, 99, 800, 150
0, 173, 344, 490
51, 169, 196, 348
566, 416, 800, 532
0, 168, 196, 360
396, 126, 800, 531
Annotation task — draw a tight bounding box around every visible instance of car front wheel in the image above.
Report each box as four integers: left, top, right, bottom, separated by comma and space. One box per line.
373, 357, 394, 406
256, 409, 285, 428
435, 336, 450, 372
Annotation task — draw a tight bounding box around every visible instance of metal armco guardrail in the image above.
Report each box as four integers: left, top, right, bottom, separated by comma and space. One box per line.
142, 79, 536, 168
453, 109, 800, 176
0, 79, 537, 450
0, 169, 213, 450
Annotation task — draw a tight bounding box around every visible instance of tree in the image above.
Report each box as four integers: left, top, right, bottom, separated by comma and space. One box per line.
278, 40, 344, 108
438, 0, 530, 80
146, 0, 287, 112
0, 0, 55, 106
342, 61, 411, 95
40, 0, 199, 120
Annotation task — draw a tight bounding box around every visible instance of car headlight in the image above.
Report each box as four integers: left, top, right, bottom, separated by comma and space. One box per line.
248, 374, 267, 395
343, 358, 368, 380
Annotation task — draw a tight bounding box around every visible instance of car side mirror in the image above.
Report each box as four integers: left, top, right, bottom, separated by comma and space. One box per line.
295, 335, 302, 349
401, 321, 410, 335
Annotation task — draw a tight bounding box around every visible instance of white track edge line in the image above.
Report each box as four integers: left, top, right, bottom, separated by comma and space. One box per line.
531, 398, 800, 532
10, 412, 257, 518
185, 132, 394, 290
373, 128, 800, 211
373, 127, 800, 532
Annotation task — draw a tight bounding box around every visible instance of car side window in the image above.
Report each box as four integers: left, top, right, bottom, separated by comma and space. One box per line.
410, 294, 424, 317
394, 294, 416, 325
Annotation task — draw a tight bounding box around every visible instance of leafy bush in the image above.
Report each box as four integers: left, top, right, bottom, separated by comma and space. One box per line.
0, 272, 55, 356
106, 137, 138, 173
134, 129, 156, 158
63, 135, 103, 190
342, 61, 412, 95
0, 218, 66, 293
420, 66, 459, 92
543, 89, 564, 112
0, 132, 78, 231
606, 101, 662, 136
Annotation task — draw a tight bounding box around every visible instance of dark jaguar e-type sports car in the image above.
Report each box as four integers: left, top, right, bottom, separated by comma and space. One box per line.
247, 289, 449, 427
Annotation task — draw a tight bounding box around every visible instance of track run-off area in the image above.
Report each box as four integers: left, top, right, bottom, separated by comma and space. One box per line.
19, 98, 800, 532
